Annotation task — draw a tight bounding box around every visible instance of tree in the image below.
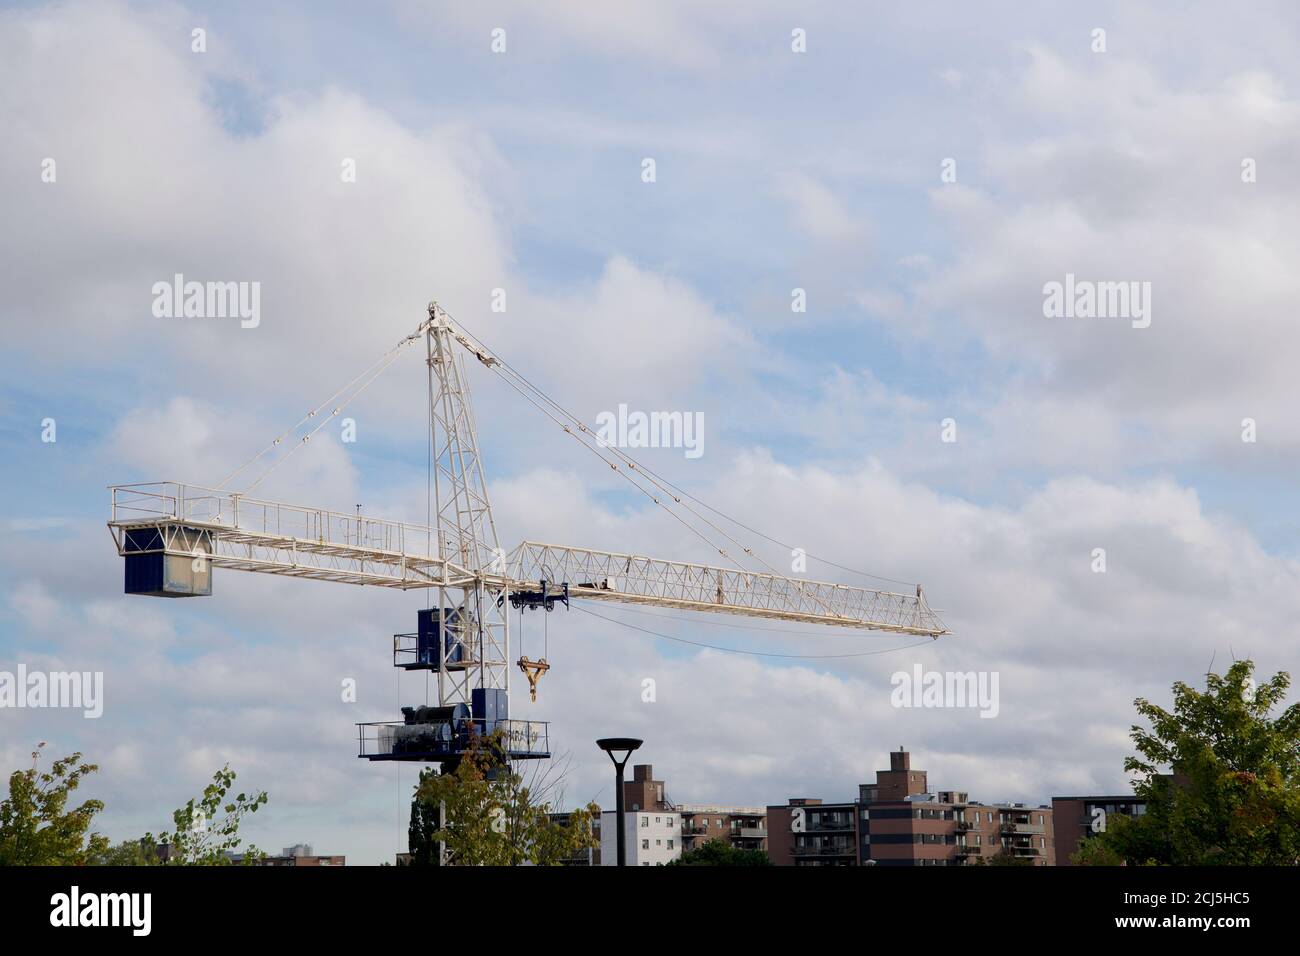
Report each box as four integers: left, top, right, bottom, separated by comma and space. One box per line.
1069, 827, 1127, 866
666, 838, 771, 866
410, 732, 599, 866
985, 846, 1032, 866
142, 765, 269, 865
1081, 660, 1300, 865
0, 743, 108, 865
93, 838, 163, 866
408, 768, 440, 866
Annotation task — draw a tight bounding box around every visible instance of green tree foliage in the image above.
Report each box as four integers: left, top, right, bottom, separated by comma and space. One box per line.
1082, 660, 1300, 866
1069, 828, 1127, 866
408, 767, 440, 866
410, 732, 598, 866
94, 838, 163, 866
666, 838, 771, 866
0, 743, 108, 865
139, 765, 269, 865
984, 847, 1032, 866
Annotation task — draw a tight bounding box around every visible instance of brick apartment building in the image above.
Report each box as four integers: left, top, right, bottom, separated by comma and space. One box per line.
767, 749, 1055, 866
234, 844, 345, 866
591, 764, 769, 864
677, 804, 768, 853
1051, 794, 1148, 865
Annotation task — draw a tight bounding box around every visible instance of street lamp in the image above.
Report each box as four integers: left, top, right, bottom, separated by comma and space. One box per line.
597, 737, 643, 867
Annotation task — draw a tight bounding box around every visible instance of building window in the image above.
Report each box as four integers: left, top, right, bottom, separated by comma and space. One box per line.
668, 840, 674, 850
641, 817, 649, 827
641, 840, 649, 850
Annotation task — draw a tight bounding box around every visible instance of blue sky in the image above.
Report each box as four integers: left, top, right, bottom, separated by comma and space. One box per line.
3, 0, 1300, 864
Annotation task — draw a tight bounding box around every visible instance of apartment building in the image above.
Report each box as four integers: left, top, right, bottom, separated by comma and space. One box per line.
600, 807, 682, 865
1051, 794, 1148, 865
233, 844, 345, 866
768, 749, 1055, 866
617, 764, 768, 856
767, 798, 861, 865
677, 804, 768, 853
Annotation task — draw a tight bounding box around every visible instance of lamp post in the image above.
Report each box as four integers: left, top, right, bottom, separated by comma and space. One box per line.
597, 737, 643, 867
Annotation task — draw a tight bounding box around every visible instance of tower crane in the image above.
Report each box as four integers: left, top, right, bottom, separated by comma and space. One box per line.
107, 303, 948, 766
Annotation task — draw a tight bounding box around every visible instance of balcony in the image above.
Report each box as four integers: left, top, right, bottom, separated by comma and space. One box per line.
737, 827, 767, 840
792, 843, 856, 857
1000, 816, 1040, 831
806, 818, 855, 833
358, 717, 550, 761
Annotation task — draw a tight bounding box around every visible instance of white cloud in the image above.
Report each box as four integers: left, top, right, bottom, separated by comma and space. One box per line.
775, 171, 869, 247
906, 48, 1300, 460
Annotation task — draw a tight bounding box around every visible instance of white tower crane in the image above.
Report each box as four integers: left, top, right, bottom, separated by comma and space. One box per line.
108, 303, 948, 766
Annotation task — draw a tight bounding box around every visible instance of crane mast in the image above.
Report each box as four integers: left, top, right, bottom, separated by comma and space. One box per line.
424, 304, 511, 712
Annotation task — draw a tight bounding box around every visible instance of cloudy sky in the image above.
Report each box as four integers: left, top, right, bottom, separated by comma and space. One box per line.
2, 0, 1298, 864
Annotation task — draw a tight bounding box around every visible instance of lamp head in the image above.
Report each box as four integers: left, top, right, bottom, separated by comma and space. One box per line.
597, 737, 643, 766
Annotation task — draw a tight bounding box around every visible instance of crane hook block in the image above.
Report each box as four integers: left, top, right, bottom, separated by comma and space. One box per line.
517, 656, 550, 702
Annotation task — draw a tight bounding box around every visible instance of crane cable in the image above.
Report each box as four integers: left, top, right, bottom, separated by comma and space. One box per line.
454, 325, 769, 573
572, 602, 931, 659
245, 347, 409, 493
216, 326, 426, 492
494, 364, 778, 573
453, 334, 895, 626
577, 600, 915, 639
479, 365, 756, 577
484, 365, 876, 625
449, 318, 924, 593
444, 314, 919, 627
447, 316, 925, 590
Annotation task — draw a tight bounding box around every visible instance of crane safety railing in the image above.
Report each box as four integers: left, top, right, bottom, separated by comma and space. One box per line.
108, 482, 474, 588
357, 718, 550, 760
